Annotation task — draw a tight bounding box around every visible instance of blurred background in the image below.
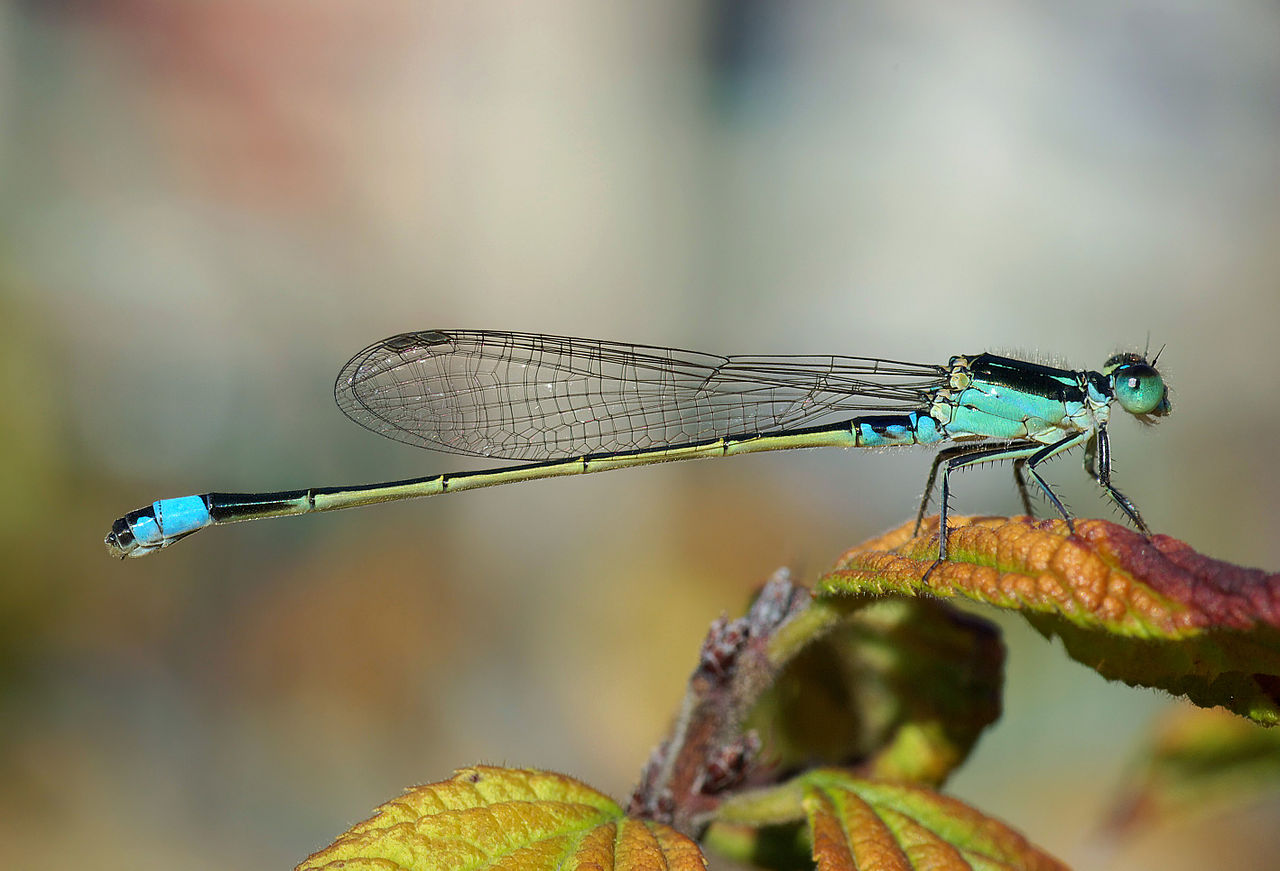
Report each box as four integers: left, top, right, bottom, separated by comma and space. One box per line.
2, 1, 1279, 868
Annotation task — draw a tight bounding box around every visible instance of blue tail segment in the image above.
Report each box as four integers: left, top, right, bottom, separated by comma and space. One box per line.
106, 495, 212, 558
852, 412, 943, 447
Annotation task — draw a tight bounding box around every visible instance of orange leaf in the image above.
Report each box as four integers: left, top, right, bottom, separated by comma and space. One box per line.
817, 517, 1280, 725
802, 770, 1067, 871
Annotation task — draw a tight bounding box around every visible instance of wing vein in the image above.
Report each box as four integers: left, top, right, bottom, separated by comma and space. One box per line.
333, 330, 948, 460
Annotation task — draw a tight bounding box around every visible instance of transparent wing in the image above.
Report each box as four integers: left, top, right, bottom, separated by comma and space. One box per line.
334, 330, 948, 460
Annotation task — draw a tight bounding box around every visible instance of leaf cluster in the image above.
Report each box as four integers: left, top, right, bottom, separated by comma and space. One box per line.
298, 516, 1280, 870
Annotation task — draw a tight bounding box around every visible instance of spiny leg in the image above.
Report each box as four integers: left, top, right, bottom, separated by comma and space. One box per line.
923, 430, 1129, 579
1020, 431, 1093, 535
1083, 434, 1098, 480
915, 444, 996, 536
934, 442, 1041, 563
1083, 424, 1152, 534
922, 448, 1037, 533
1012, 458, 1036, 516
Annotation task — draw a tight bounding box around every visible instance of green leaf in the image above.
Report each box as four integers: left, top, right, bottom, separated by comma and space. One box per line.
297, 765, 706, 871
817, 516, 1280, 725
700, 820, 812, 871
752, 598, 1003, 787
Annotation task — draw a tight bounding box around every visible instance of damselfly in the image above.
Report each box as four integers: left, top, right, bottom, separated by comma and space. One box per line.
105, 330, 1170, 559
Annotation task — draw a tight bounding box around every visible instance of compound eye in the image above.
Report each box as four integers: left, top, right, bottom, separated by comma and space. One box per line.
1113, 363, 1168, 416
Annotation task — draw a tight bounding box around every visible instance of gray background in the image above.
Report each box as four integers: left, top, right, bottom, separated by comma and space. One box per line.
2, 2, 1278, 868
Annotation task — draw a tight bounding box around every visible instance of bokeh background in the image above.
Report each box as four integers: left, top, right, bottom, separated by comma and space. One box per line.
3, 2, 1279, 868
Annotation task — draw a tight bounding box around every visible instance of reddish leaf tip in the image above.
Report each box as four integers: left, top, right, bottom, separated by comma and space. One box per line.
818, 516, 1280, 725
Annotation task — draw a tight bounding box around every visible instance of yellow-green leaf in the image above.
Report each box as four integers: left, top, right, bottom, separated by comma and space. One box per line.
1108, 706, 1280, 833
817, 516, 1280, 725
752, 598, 1002, 787
801, 769, 1067, 871
297, 765, 706, 871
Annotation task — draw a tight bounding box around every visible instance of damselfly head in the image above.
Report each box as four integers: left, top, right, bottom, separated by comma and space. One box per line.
1104, 352, 1171, 419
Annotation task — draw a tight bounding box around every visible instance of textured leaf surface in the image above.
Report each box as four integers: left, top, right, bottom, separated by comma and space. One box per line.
802, 770, 1068, 871
817, 516, 1280, 725
297, 766, 705, 871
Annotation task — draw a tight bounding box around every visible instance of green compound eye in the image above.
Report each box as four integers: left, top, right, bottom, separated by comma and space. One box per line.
1110, 362, 1169, 416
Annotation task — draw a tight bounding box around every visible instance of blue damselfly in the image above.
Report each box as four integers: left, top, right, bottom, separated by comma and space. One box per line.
106, 330, 1170, 559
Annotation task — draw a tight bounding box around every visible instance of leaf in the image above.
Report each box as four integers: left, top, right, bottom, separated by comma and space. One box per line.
804, 770, 1067, 871
816, 516, 1280, 726
751, 598, 1003, 787
297, 765, 706, 871
699, 820, 812, 871
1107, 706, 1280, 833
714, 770, 1068, 871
